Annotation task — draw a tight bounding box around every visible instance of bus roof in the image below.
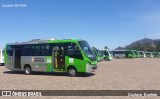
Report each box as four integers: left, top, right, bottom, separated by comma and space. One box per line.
7, 39, 82, 46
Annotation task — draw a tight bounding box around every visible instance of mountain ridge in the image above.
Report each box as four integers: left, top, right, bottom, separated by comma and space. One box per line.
115, 38, 160, 52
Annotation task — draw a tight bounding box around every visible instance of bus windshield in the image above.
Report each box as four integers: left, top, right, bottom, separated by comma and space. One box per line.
145, 52, 151, 55
78, 40, 96, 61
139, 52, 143, 55
104, 50, 109, 55
2, 50, 4, 55
134, 51, 138, 55
95, 49, 103, 57
98, 50, 103, 57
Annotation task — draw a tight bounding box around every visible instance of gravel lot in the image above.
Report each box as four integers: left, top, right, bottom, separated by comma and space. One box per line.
1, 58, 160, 90
0, 58, 160, 98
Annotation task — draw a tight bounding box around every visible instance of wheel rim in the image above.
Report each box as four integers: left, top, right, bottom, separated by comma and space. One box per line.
69, 69, 75, 76
26, 68, 30, 74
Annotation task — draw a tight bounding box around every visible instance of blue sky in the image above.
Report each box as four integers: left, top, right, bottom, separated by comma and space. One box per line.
0, 0, 160, 50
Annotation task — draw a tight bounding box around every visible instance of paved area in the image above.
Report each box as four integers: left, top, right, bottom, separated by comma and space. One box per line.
0, 58, 160, 98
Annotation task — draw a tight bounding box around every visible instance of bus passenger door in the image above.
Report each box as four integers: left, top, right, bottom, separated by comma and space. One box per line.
53, 46, 65, 69
13, 48, 21, 69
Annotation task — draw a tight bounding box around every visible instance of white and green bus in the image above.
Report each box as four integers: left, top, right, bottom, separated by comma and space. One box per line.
111, 50, 125, 59
100, 49, 112, 61
0, 49, 4, 66
138, 51, 146, 58
4, 39, 97, 76
144, 52, 153, 58
112, 50, 135, 59
92, 47, 104, 62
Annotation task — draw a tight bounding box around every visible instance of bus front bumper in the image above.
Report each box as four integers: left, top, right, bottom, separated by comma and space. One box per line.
86, 64, 97, 73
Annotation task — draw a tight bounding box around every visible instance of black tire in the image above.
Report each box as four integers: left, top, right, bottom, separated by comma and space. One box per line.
24, 66, 32, 75
67, 67, 77, 77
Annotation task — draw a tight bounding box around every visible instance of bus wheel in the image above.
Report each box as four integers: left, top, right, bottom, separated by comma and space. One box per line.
67, 67, 77, 77
24, 66, 32, 75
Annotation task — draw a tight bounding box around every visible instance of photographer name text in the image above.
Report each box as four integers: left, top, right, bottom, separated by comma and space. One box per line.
1, 4, 27, 8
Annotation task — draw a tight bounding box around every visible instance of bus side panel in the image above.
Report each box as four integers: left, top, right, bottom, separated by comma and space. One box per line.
0, 50, 2, 63
114, 54, 125, 59
65, 56, 85, 73
46, 56, 53, 72
5, 56, 14, 70
21, 56, 46, 72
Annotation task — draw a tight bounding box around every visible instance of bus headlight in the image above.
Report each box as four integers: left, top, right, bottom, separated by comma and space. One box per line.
86, 62, 92, 73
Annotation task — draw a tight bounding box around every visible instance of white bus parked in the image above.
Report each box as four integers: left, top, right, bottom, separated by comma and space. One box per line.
111, 50, 125, 59
144, 52, 153, 58
0, 49, 4, 65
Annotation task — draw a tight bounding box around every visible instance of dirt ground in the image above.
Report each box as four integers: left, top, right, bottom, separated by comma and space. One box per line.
0, 58, 160, 98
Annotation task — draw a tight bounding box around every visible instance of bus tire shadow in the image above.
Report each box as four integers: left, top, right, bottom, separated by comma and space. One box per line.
3, 70, 25, 74
3, 71, 95, 77
77, 73, 95, 77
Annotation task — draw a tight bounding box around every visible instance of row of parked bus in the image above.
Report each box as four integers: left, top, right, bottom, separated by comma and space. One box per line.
92, 48, 112, 61
111, 50, 159, 59
2, 39, 160, 76
92, 48, 160, 62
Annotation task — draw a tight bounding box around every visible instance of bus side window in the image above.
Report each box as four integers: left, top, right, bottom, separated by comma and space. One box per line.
6, 45, 13, 56
45, 45, 51, 56
67, 43, 83, 59
35, 45, 41, 56
104, 51, 108, 55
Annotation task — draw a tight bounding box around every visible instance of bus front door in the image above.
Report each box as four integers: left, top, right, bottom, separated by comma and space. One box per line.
53, 46, 65, 70
13, 48, 21, 69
